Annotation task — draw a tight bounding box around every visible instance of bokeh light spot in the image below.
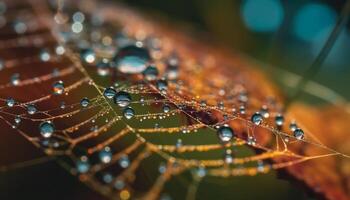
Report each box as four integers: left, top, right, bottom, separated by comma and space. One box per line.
241, 0, 284, 33
293, 3, 336, 42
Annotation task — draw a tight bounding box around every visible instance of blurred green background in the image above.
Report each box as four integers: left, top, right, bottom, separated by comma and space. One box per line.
119, 0, 350, 100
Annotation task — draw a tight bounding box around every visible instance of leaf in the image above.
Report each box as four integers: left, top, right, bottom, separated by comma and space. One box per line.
0, 0, 349, 200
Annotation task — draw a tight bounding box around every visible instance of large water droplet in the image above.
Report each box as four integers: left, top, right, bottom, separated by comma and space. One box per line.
114, 91, 131, 107
217, 125, 234, 143
123, 107, 135, 119
113, 45, 151, 74
53, 80, 65, 95
39, 121, 55, 138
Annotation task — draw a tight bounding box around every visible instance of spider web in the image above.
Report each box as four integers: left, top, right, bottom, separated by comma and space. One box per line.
0, 0, 349, 199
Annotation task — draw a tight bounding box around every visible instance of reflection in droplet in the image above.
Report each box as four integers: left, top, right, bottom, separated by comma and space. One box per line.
217, 125, 234, 143
123, 107, 135, 119
113, 45, 151, 74
53, 80, 65, 95
114, 91, 131, 107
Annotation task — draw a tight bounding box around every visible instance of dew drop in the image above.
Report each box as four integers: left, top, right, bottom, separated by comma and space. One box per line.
6, 97, 15, 107
118, 155, 130, 168
251, 112, 263, 125
80, 97, 90, 107
142, 65, 159, 81
289, 122, 298, 131
76, 156, 90, 173
114, 91, 131, 107
99, 146, 112, 163
275, 114, 284, 126
224, 149, 233, 164
294, 128, 304, 140
14, 116, 21, 124
260, 106, 269, 118
53, 80, 65, 95
113, 45, 151, 74
39, 49, 51, 62
217, 125, 234, 143
26, 104, 37, 115
156, 79, 168, 93
103, 87, 117, 99
162, 104, 170, 113
80, 48, 96, 64
55, 45, 65, 55
39, 121, 55, 138
96, 61, 110, 76
123, 107, 135, 119
10, 73, 20, 86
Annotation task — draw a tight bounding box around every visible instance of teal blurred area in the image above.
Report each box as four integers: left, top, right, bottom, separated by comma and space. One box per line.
118, 0, 350, 100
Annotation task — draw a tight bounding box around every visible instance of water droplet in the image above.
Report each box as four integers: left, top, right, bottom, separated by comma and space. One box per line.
289, 122, 298, 131
55, 45, 65, 55
39, 121, 55, 138
294, 128, 304, 140
114, 91, 131, 107
72, 11, 85, 23
196, 167, 207, 177
176, 139, 183, 148
162, 104, 170, 113
76, 156, 90, 173
80, 97, 90, 107
99, 146, 112, 163
10, 73, 20, 86
104, 87, 116, 99
27, 104, 37, 115
224, 149, 233, 164
156, 79, 168, 93
14, 116, 21, 124
80, 48, 96, 64
275, 114, 284, 126
113, 45, 151, 74
96, 61, 110, 76
39, 49, 51, 62
118, 155, 130, 168
6, 98, 15, 107
142, 65, 159, 81
260, 106, 269, 118
102, 173, 113, 183
251, 112, 263, 125
53, 80, 64, 95
123, 107, 135, 119
217, 125, 234, 143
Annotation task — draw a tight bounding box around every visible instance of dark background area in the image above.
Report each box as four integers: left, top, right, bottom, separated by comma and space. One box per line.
119, 0, 350, 100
